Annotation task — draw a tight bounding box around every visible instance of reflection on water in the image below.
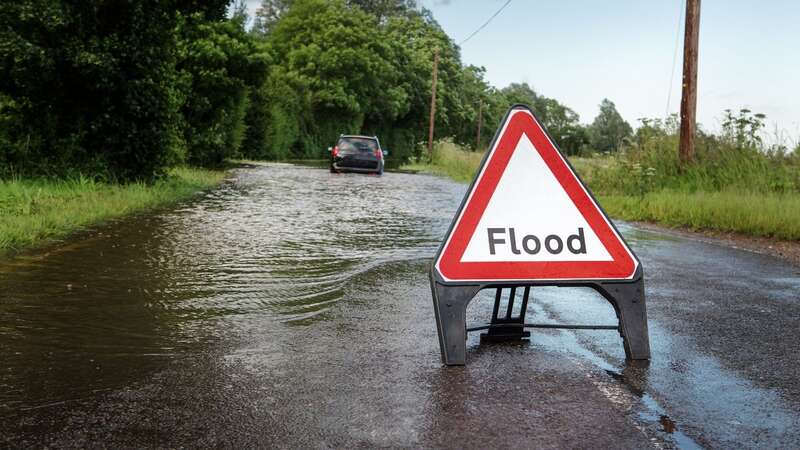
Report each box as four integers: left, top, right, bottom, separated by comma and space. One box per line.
0, 164, 464, 412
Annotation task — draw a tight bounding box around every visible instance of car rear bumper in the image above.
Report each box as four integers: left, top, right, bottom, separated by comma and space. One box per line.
332, 156, 382, 173
331, 162, 382, 173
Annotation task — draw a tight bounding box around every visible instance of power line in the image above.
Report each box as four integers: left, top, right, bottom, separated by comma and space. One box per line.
666, 0, 685, 117
458, 0, 512, 46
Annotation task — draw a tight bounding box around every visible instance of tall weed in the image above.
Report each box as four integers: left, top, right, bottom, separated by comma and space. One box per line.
582, 111, 800, 195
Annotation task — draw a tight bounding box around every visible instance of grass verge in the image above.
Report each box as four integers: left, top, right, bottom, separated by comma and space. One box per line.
598, 191, 800, 241
402, 141, 484, 183
0, 167, 226, 254
403, 141, 800, 241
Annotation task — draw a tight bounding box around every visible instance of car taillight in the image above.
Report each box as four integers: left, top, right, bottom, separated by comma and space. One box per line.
332, 146, 339, 158
374, 149, 382, 159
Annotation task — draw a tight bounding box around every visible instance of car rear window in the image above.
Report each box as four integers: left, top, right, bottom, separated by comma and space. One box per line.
338, 137, 378, 152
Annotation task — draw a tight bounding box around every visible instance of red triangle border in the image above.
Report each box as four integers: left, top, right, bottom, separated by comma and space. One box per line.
435, 108, 638, 282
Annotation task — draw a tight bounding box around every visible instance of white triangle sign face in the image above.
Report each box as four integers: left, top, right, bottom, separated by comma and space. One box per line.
434, 106, 638, 282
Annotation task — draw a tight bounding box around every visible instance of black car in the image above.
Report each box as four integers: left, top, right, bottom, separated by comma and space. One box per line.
329, 135, 386, 174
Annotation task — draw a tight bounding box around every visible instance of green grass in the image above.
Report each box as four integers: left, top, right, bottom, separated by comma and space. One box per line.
598, 191, 800, 240
0, 167, 226, 253
403, 140, 485, 183
404, 141, 800, 241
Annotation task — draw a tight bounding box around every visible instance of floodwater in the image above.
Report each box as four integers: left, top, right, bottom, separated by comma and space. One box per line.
1, 163, 799, 448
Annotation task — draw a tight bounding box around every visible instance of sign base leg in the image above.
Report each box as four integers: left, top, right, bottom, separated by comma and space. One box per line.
431, 282, 480, 366
480, 329, 530, 343
595, 279, 651, 360
480, 287, 531, 342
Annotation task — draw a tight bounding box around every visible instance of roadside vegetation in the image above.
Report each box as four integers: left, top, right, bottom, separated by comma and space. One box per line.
0, 0, 593, 251
0, 167, 225, 254
407, 110, 800, 240
0, 0, 596, 179
402, 140, 484, 183
0, 2, 254, 251
1, 0, 797, 249
581, 111, 800, 240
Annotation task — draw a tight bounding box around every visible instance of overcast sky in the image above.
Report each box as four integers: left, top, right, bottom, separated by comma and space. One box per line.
241, 0, 800, 139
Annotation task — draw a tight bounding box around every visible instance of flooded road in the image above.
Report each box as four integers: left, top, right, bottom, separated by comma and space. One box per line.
2, 163, 799, 448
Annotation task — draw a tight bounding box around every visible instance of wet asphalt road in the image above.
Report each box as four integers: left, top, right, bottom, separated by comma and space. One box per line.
1, 163, 799, 448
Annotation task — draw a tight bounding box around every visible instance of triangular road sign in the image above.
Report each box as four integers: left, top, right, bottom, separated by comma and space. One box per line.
434, 105, 638, 282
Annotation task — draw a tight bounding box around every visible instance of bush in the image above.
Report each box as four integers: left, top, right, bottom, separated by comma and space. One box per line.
240, 77, 272, 160
0, 1, 188, 180
177, 14, 269, 167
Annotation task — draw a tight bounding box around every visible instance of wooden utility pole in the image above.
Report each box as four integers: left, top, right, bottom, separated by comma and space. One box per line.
427, 48, 440, 159
475, 98, 483, 150
679, 0, 700, 166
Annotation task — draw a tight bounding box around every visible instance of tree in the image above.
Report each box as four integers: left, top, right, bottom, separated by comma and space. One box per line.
266, 0, 409, 157
0, 1, 186, 179
378, 6, 476, 158
589, 99, 632, 152
0, 0, 233, 180
536, 97, 589, 156
500, 82, 539, 106
177, 13, 270, 167
499, 83, 587, 155
249, 0, 502, 162
346, 0, 419, 22
252, 0, 293, 35
451, 65, 491, 149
